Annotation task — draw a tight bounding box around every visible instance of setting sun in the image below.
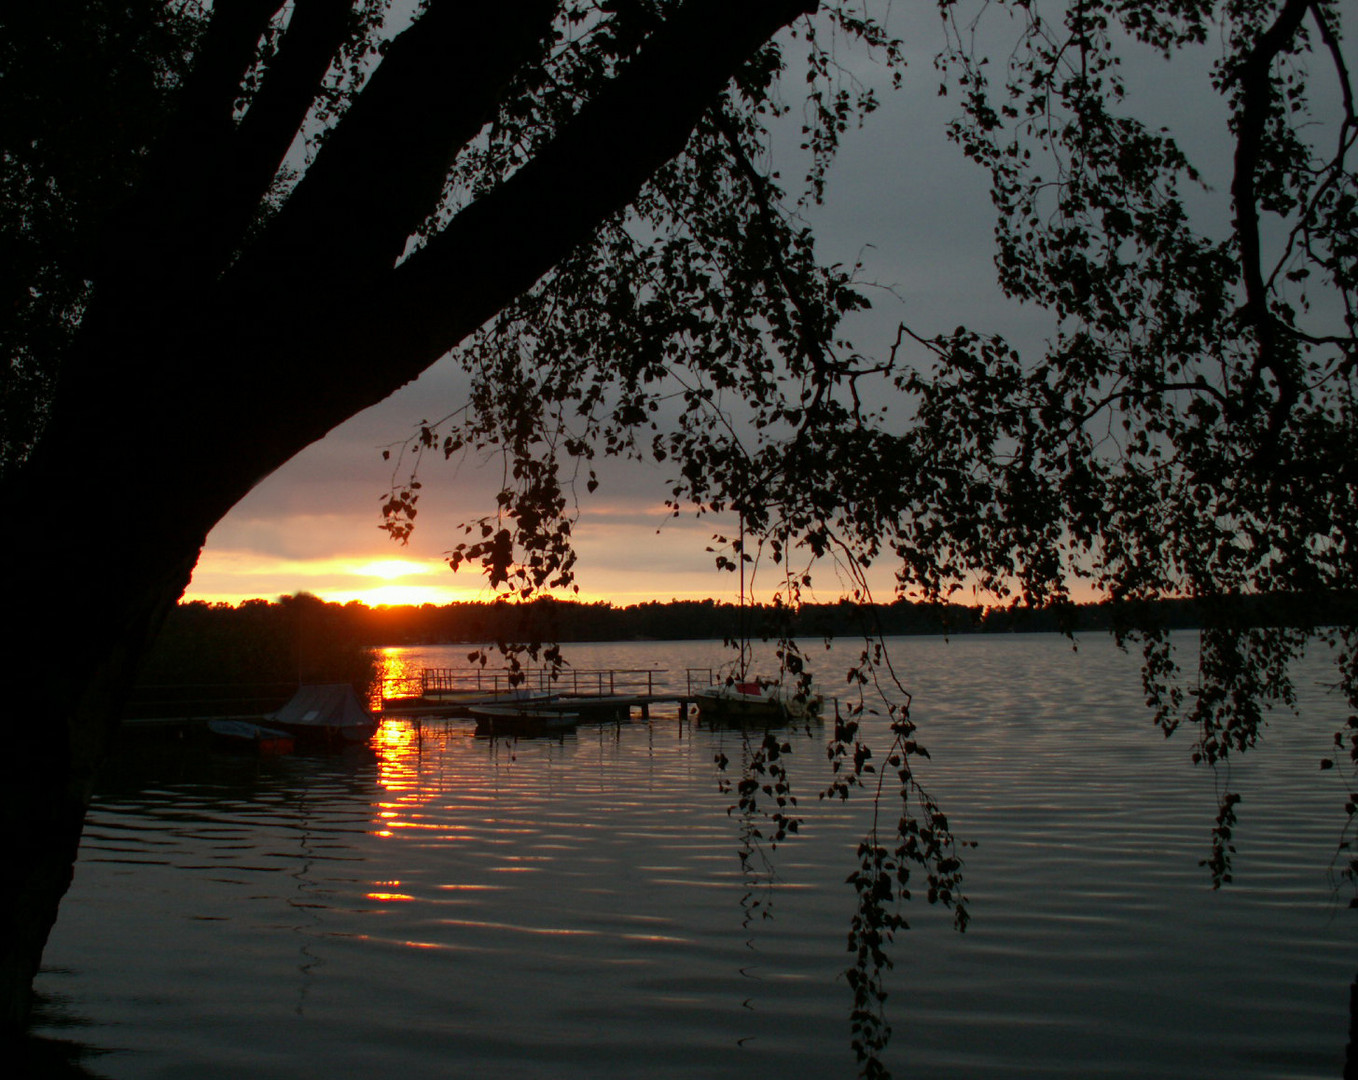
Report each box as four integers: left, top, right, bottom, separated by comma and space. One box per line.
357, 559, 432, 580
348, 583, 465, 606
184, 550, 494, 607
343, 558, 475, 605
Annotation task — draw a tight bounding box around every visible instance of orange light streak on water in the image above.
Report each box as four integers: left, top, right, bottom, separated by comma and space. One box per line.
376, 648, 424, 704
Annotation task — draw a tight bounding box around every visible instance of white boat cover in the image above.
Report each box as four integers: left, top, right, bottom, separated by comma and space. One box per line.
270, 683, 377, 737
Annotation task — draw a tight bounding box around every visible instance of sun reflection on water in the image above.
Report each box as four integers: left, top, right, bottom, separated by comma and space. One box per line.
376, 647, 424, 703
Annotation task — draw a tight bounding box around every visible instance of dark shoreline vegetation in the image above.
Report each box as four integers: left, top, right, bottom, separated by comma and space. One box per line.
127, 591, 1357, 719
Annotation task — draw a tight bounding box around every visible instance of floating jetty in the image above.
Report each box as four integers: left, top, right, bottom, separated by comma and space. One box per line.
382, 667, 830, 729
381, 667, 697, 723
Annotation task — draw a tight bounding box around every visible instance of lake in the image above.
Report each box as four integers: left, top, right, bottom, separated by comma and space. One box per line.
31, 633, 1356, 1078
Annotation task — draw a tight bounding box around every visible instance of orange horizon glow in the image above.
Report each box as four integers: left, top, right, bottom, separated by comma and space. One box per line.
182, 550, 494, 607
183, 543, 1106, 610
181, 549, 737, 608
180, 582, 731, 608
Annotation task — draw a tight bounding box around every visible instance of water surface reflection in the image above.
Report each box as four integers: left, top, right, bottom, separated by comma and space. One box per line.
31, 634, 1357, 1078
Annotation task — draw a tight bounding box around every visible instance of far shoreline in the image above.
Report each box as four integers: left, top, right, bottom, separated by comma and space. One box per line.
165, 590, 1358, 649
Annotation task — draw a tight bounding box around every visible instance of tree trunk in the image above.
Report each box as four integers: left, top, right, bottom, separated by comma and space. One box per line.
0, 0, 821, 1032
0, 526, 200, 1032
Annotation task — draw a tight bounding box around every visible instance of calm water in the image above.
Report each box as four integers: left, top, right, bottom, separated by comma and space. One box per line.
32, 634, 1357, 1078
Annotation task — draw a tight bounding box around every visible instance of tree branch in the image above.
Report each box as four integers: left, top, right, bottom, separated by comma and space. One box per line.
1229, 0, 1310, 426
61, 0, 821, 535
100, 0, 287, 287
363, 0, 819, 396
236, 0, 558, 288
206, 0, 356, 266
1310, 1, 1355, 129
711, 108, 834, 401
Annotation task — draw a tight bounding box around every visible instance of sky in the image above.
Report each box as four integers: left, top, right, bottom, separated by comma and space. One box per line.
180, 5, 1231, 610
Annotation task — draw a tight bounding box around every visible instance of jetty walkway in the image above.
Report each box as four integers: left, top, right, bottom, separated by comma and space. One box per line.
381, 667, 707, 721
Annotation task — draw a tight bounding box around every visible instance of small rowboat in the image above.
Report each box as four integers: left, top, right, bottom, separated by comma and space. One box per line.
694, 680, 823, 724
470, 702, 580, 733
206, 719, 295, 755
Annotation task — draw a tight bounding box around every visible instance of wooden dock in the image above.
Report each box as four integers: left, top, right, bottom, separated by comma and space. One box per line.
381, 667, 700, 721
416, 666, 667, 697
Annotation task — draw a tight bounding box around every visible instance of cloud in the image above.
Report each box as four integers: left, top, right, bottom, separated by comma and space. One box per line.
194, 13, 1235, 610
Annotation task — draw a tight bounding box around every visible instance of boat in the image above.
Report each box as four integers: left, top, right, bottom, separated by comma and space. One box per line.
433, 686, 551, 704
267, 683, 379, 744
694, 679, 823, 724
692, 514, 824, 726
382, 686, 553, 717
435, 687, 555, 715
206, 718, 295, 755
470, 701, 581, 733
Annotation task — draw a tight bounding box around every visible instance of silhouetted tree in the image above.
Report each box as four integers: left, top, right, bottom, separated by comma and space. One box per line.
2, 2, 1354, 1071
0, 0, 842, 1030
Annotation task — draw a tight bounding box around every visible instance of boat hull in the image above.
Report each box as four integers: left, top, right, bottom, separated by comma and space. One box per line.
470, 703, 581, 734
694, 682, 822, 724
206, 719, 296, 755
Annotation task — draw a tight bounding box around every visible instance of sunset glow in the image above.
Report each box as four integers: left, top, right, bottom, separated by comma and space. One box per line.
183, 496, 944, 608
343, 583, 461, 607
357, 559, 431, 580
184, 488, 769, 607
183, 550, 493, 607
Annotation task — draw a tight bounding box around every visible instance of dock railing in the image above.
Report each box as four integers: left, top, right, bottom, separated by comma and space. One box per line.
686, 668, 718, 696
392, 667, 667, 702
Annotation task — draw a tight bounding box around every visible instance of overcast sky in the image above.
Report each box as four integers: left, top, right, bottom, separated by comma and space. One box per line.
182, 5, 1240, 609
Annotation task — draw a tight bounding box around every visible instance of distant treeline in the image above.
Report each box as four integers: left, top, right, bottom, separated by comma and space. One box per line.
150, 589, 1356, 652
129, 593, 381, 717
124, 591, 1353, 715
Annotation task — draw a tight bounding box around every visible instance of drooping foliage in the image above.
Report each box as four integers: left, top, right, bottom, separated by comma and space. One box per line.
373, 5, 1354, 1066
925, 0, 1357, 890
382, 1, 1355, 724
